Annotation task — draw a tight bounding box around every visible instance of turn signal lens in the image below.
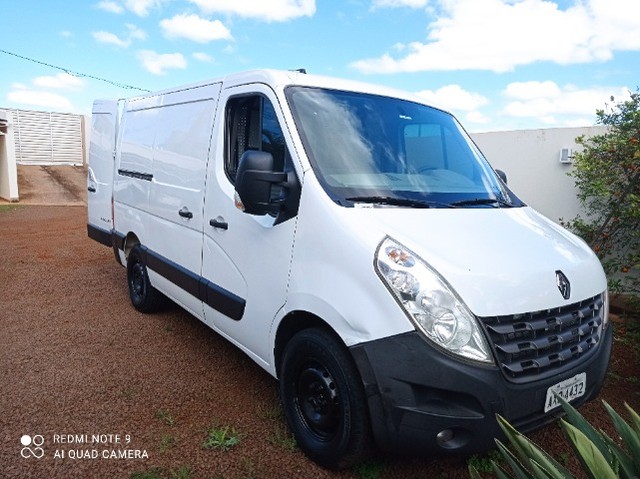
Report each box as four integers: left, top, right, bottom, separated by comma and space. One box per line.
234, 191, 245, 211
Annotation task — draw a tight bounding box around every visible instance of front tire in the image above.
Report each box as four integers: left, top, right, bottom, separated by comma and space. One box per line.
127, 245, 164, 313
279, 328, 371, 469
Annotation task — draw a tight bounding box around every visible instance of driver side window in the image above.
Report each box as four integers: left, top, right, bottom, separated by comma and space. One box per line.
225, 94, 288, 183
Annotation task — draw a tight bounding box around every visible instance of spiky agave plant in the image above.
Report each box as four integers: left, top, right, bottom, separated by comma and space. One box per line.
469, 397, 640, 479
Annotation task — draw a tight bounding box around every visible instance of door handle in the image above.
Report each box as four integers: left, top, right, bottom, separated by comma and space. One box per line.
178, 207, 193, 219
209, 218, 228, 230
87, 186, 96, 193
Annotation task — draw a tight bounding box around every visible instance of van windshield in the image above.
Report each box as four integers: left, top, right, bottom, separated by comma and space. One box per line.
286, 87, 522, 208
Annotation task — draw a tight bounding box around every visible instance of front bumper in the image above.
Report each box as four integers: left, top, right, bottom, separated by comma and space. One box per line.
349, 325, 612, 456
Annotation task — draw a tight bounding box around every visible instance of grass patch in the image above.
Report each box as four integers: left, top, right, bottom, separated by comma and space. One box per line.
121, 387, 138, 400
131, 468, 164, 479
0, 204, 21, 213
155, 410, 176, 426
256, 402, 282, 422
555, 451, 570, 466
615, 314, 640, 357
203, 426, 240, 451
353, 459, 386, 479
267, 425, 296, 451
169, 466, 192, 479
466, 450, 503, 474
159, 434, 176, 453
627, 316, 640, 356
607, 370, 623, 382
626, 375, 640, 385
240, 458, 261, 479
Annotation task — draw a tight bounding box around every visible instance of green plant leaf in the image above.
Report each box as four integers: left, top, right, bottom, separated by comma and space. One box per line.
468, 465, 483, 479
497, 415, 531, 467
603, 401, 640, 471
203, 426, 240, 451
496, 416, 572, 479
498, 416, 572, 479
512, 438, 568, 477
626, 402, 640, 436
560, 421, 617, 479
560, 419, 607, 479
495, 439, 534, 479
557, 396, 612, 463
529, 459, 560, 479
493, 462, 518, 479
602, 432, 636, 479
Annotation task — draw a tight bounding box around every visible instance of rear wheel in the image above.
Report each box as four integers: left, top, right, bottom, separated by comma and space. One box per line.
127, 245, 164, 313
279, 328, 371, 469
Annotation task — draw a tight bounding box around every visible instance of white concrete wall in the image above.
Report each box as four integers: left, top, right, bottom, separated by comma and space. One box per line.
83, 114, 90, 165
0, 110, 19, 202
471, 126, 607, 224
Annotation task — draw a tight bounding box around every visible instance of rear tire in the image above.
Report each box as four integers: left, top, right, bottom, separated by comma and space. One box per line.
127, 245, 164, 313
279, 328, 371, 469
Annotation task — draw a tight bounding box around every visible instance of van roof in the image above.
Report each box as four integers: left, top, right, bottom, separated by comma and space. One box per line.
122, 68, 436, 110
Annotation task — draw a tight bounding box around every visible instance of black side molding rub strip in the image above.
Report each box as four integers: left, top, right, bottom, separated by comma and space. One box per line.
118, 169, 153, 181
87, 223, 112, 247
138, 244, 246, 321
112, 231, 126, 251
87, 224, 122, 264
199, 279, 246, 321
112, 231, 126, 263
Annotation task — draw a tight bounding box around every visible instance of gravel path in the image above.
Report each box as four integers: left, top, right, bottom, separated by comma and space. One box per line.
1, 205, 637, 479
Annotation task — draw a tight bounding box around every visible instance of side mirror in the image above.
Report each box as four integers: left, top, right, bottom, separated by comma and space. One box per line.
496, 169, 507, 184
235, 150, 287, 216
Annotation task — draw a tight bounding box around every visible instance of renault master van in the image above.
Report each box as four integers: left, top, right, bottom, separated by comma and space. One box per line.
87, 69, 611, 469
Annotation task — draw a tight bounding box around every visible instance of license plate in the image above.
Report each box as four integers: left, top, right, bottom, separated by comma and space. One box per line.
544, 373, 586, 413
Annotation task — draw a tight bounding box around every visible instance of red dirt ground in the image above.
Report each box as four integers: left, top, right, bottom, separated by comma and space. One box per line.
0, 205, 638, 479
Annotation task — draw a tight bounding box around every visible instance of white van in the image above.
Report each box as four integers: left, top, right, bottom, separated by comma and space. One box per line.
87, 69, 611, 469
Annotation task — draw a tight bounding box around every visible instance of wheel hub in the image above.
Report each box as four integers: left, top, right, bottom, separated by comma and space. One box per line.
131, 263, 145, 296
297, 365, 340, 439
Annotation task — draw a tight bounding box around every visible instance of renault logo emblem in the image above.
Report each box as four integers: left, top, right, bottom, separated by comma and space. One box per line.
556, 270, 571, 300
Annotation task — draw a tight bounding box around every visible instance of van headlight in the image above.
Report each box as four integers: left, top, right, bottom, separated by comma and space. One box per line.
375, 237, 494, 364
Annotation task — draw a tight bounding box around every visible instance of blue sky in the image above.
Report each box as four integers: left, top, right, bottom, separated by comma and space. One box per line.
1, 0, 638, 132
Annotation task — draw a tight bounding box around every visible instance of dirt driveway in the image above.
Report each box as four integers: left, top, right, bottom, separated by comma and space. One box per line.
8, 165, 88, 206
1, 205, 638, 479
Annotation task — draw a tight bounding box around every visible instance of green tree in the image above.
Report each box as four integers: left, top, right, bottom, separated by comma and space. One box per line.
564, 91, 640, 301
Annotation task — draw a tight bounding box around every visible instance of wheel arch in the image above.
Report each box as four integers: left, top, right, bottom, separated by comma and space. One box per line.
274, 310, 344, 379
123, 232, 141, 259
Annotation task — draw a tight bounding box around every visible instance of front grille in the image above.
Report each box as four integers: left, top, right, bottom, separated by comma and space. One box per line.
480, 294, 604, 382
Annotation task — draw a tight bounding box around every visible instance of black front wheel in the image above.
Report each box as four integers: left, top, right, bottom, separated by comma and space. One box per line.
126, 245, 164, 313
279, 328, 371, 469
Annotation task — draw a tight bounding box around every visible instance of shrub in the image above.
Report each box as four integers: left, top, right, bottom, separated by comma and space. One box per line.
468, 397, 640, 479
563, 91, 640, 305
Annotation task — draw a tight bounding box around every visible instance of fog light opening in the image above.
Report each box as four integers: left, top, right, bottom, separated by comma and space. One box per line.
436, 428, 455, 446
435, 427, 471, 450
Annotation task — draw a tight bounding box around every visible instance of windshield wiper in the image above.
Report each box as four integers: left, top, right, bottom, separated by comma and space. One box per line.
449, 198, 513, 208
346, 196, 438, 208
